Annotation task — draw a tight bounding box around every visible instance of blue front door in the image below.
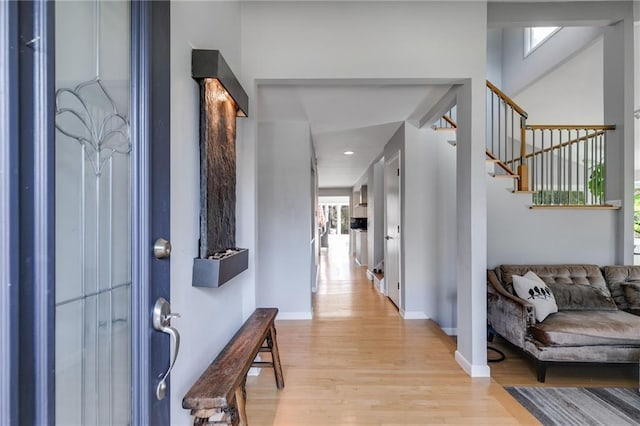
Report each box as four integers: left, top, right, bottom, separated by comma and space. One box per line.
0, 1, 172, 424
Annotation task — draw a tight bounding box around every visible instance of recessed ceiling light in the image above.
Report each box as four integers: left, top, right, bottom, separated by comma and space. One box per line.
343, 151, 355, 156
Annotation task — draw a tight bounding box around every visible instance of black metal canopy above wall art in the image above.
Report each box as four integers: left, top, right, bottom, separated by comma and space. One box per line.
191, 49, 249, 288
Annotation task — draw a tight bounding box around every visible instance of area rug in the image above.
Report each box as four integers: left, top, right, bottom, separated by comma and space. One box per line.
505, 387, 640, 426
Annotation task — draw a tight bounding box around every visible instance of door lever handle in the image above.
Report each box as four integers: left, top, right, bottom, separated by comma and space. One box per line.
152, 297, 181, 400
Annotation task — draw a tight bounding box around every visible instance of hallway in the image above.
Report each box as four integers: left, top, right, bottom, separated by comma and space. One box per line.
245, 240, 538, 425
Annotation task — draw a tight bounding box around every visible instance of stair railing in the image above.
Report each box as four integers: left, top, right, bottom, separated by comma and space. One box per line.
486, 80, 529, 190
507, 125, 616, 206
432, 105, 457, 131
440, 81, 617, 206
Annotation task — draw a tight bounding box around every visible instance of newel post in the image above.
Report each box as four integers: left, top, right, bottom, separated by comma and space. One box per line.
517, 116, 529, 191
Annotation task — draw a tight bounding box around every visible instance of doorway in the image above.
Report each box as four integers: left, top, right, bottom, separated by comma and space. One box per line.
318, 196, 351, 255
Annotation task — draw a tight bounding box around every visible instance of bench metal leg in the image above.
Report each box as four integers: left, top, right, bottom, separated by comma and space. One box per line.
267, 324, 285, 389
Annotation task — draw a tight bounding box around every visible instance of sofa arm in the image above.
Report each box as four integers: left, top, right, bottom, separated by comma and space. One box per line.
487, 270, 535, 349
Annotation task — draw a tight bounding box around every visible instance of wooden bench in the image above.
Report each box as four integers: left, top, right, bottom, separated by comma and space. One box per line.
182, 308, 284, 425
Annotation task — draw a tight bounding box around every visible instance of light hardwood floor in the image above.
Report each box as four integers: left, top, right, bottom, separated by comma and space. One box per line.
488, 334, 638, 388
246, 238, 542, 425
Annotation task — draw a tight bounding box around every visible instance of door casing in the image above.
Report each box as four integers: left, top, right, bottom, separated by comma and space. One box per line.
131, 1, 172, 423
385, 153, 401, 309
1, 0, 26, 424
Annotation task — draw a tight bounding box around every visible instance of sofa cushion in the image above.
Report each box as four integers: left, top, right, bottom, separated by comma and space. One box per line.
622, 283, 640, 309
529, 311, 640, 346
547, 282, 618, 311
499, 265, 609, 295
602, 266, 640, 310
513, 272, 558, 322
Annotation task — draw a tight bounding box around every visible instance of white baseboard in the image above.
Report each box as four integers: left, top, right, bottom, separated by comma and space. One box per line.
455, 350, 491, 378
442, 328, 457, 336
400, 310, 429, 319
276, 312, 313, 320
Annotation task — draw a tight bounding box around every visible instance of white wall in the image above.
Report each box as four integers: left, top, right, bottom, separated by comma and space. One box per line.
487, 28, 503, 87
501, 26, 604, 96
402, 125, 433, 318
319, 188, 352, 198
487, 177, 617, 267
635, 13, 639, 182
489, 1, 636, 264
257, 122, 313, 318
241, 2, 487, 81
170, 3, 253, 425
379, 125, 458, 331
430, 132, 458, 334
513, 36, 603, 124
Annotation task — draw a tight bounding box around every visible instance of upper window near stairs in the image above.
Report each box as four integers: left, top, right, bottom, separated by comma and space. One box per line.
524, 26, 561, 57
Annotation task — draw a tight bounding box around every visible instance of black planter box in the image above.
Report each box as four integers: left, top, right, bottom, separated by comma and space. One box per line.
192, 248, 249, 288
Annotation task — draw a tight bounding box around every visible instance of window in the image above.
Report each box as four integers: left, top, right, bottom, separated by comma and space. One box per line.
524, 26, 561, 56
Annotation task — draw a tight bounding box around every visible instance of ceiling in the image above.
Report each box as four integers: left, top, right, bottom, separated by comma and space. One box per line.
258, 83, 453, 188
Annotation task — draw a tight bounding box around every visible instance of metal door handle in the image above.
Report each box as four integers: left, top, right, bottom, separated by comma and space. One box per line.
152, 297, 181, 400
154, 238, 172, 259
385, 235, 393, 240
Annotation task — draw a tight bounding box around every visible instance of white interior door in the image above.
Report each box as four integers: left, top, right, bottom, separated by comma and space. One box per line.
385, 154, 401, 309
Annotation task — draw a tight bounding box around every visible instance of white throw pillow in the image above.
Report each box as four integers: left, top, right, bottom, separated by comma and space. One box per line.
512, 271, 558, 322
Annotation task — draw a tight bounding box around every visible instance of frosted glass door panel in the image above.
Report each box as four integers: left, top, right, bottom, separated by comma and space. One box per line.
55, 1, 132, 424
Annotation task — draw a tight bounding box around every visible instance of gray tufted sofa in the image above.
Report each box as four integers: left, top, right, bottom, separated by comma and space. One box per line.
487, 264, 640, 382
603, 266, 640, 316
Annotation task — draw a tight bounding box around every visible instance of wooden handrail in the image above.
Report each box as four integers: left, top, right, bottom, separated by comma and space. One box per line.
486, 150, 518, 177
525, 124, 616, 131
486, 80, 528, 119
530, 204, 620, 210
442, 115, 457, 128
505, 127, 613, 165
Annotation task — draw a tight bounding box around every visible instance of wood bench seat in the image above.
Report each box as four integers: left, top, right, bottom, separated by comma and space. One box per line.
183, 308, 284, 425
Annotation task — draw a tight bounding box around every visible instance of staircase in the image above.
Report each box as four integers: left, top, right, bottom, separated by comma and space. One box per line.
433, 81, 618, 209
